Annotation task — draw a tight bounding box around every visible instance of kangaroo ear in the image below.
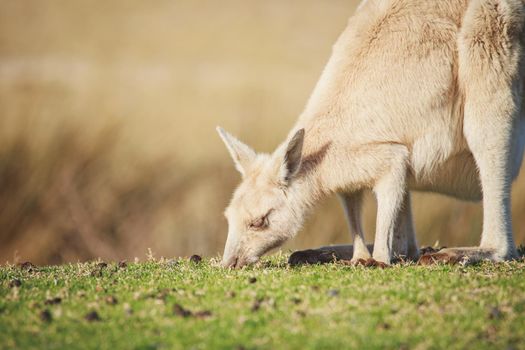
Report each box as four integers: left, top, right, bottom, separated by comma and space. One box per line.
217, 126, 256, 176
279, 129, 304, 183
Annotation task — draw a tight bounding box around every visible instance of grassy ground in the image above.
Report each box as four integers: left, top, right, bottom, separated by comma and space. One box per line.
1, 255, 525, 350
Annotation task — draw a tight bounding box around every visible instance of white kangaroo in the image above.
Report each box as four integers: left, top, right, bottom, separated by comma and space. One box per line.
217, 0, 525, 268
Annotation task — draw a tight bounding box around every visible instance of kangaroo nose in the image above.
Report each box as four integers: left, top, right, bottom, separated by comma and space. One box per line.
222, 256, 239, 268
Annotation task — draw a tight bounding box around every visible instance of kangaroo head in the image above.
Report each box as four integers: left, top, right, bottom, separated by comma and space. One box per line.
217, 127, 306, 268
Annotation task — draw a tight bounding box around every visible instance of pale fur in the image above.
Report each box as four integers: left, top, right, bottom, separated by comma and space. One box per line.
218, 0, 525, 267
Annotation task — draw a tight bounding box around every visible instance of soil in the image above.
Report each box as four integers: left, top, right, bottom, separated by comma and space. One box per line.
84, 311, 101, 322
9, 279, 22, 288
105, 296, 118, 305
173, 304, 192, 318
18, 262, 36, 272
44, 297, 62, 305
40, 309, 52, 323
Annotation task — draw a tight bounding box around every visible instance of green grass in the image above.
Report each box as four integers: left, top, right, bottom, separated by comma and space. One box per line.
1, 255, 525, 350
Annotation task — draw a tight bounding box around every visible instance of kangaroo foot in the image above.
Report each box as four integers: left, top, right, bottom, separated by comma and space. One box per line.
418, 247, 503, 266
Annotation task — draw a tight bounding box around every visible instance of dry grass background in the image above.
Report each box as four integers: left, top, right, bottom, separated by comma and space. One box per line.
1, 0, 524, 265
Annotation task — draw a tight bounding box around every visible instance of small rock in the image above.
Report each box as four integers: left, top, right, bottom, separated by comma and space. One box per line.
44, 297, 62, 305
9, 279, 22, 288
173, 304, 192, 318
194, 310, 212, 319
489, 306, 503, 320
328, 289, 340, 297
40, 309, 52, 323
251, 297, 264, 312
248, 277, 257, 284
85, 311, 101, 322
189, 255, 202, 264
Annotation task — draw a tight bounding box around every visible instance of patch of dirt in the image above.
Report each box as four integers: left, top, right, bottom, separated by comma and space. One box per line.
40, 309, 52, 322
9, 279, 22, 288
488, 306, 503, 320
85, 311, 101, 322
296, 310, 307, 317
173, 304, 191, 317
194, 310, 212, 319
91, 262, 108, 277
44, 297, 62, 305
18, 262, 36, 272
105, 296, 118, 305
251, 297, 266, 312
379, 322, 391, 330
173, 303, 212, 319
149, 288, 172, 301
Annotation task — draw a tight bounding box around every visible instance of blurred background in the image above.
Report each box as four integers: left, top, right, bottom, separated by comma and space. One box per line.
1, 0, 524, 265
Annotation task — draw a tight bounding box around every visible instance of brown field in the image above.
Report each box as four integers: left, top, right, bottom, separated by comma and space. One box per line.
1, 1, 524, 264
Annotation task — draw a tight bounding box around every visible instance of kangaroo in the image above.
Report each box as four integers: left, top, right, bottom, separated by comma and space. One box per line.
217, 0, 525, 268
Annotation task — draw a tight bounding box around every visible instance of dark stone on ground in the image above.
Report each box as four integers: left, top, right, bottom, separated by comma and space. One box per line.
189, 255, 202, 263
327, 289, 340, 297
40, 309, 52, 322
173, 304, 192, 318
85, 311, 101, 322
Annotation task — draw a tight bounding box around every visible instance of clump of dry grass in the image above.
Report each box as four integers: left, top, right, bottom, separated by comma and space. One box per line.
0, 123, 171, 263
0, 118, 242, 264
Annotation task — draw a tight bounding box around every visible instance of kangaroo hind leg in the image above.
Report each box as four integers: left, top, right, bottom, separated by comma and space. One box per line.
420, 0, 524, 265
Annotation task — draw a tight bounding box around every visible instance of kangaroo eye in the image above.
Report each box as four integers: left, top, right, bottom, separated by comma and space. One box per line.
249, 210, 272, 230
